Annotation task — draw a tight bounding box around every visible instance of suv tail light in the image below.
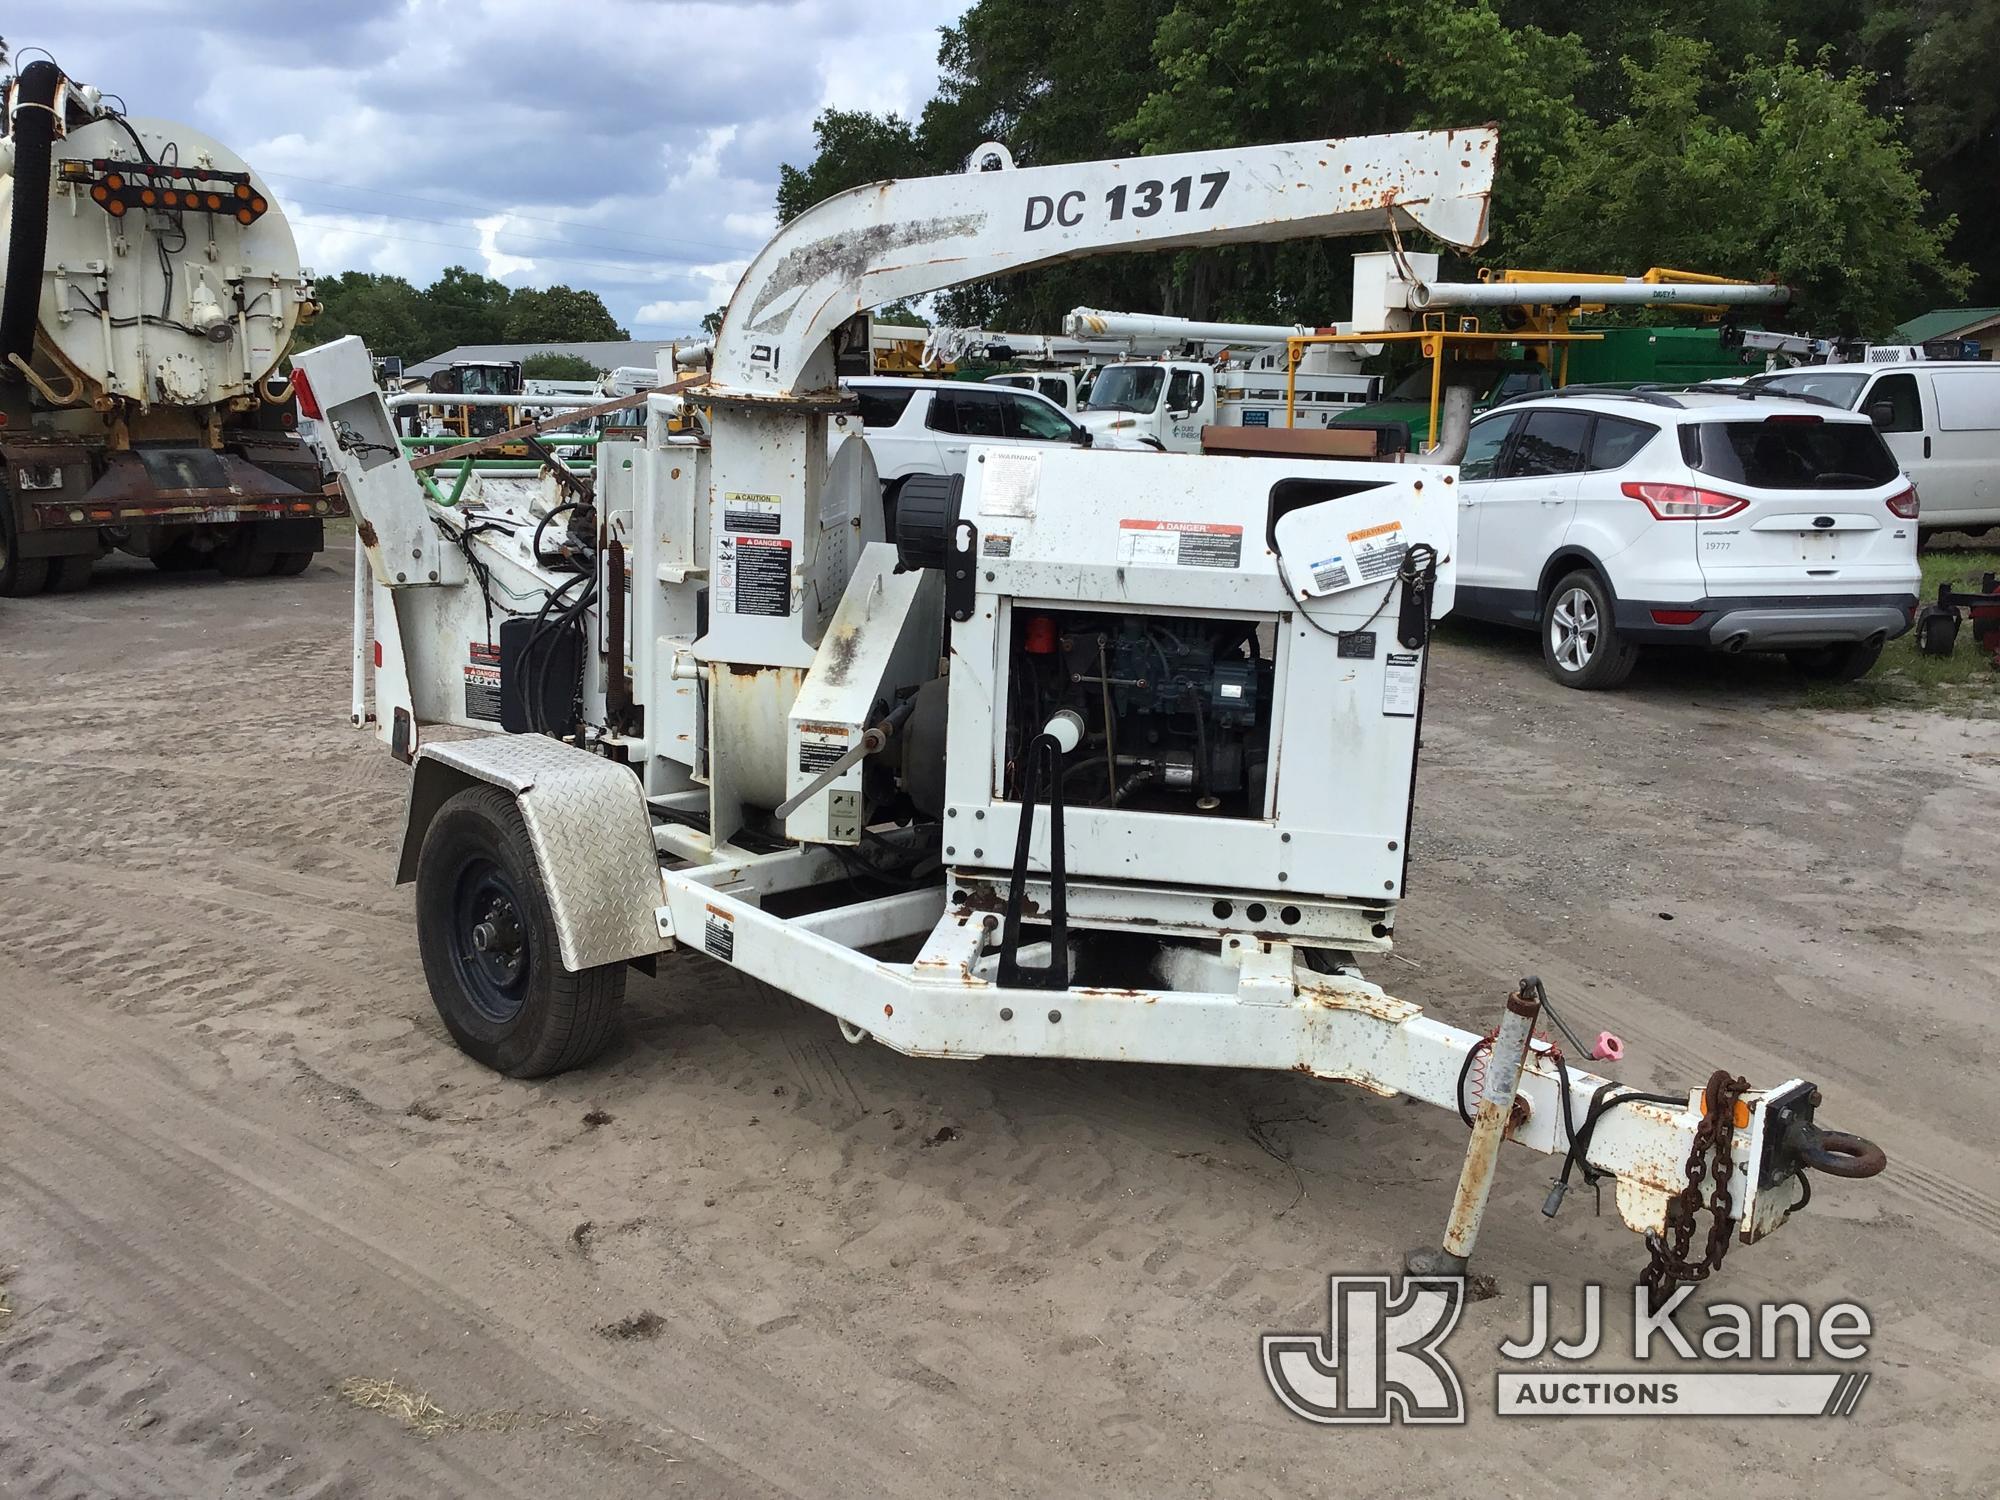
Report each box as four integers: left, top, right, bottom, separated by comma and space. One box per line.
1886, 484, 1920, 520
291, 366, 322, 420
1620, 481, 1748, 520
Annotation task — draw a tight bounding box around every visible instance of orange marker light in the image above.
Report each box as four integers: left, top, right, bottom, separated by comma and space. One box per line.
235, 182, 251, 199
140, 188, 156, 206
206, 193, 222, 210
108, 200, 127, 217
235, 208, 253, 224
106, 173, 123, 190
250, 197, 266, 213
162, 190, 179, 206
91, 185, 108, 202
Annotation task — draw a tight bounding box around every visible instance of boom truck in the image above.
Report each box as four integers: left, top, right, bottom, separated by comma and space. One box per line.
0, 59, 336, 597
1060, 301, 1382, 449
298, 127, 1885, 1286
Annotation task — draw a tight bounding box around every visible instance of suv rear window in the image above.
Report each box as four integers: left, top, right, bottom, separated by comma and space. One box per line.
854, 386, 916, 427
1679, 418, 1898, 490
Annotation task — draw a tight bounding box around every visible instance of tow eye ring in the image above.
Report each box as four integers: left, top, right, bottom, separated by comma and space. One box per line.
1785, 1122, 1887, 1180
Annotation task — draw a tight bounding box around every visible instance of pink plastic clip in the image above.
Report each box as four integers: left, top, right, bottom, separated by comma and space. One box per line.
1591, 1032, 1625, 1063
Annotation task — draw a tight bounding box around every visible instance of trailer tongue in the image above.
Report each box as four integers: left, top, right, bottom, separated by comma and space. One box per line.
297, 125, 1883, 1285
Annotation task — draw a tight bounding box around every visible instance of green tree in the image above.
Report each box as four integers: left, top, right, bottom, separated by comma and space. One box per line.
521, 352, 604, 381
1519, 37, 1966, 333
504, 284, 628, 342
423, 265, 515, 352
778, 109, 928, 223
1888, 0, 2000, 301
294, 271, 431, 358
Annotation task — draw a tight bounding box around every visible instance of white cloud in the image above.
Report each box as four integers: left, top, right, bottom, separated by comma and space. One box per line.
473, 215, 539, 278
24, 0, 966, 339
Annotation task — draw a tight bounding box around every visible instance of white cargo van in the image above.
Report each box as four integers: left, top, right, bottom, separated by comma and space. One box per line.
1747, 362, 2000, 537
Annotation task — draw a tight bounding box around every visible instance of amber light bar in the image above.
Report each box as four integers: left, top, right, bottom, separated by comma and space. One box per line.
74, 158, 268, 225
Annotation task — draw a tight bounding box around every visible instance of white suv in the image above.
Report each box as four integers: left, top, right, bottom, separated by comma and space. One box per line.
835, 378, 1107, 510
1452, 387, 1921, 689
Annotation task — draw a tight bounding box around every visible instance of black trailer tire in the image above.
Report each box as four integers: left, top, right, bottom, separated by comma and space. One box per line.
269, 550, 314, 577
152, 539, 209, 572
0, 493, 49, 597
215, 534, 278, 578
44, 554, 93, 593
1786, 640, 1884, 682
415, 784, 626, 1078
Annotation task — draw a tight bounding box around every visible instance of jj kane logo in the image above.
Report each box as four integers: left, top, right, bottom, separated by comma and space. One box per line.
1264, 1277, 1873, 1424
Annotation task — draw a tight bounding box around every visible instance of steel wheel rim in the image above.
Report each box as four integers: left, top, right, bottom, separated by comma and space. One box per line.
450, 856, 532, 1023
1550, 587, 1599, 673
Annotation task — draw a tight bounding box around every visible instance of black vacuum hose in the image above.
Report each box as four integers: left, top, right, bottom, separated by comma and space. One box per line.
1, 61, 62, 379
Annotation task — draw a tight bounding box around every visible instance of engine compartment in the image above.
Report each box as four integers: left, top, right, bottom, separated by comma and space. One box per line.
1002, 608, 1275, 818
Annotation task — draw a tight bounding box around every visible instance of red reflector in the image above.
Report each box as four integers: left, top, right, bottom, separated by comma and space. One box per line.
373, 640, 383, 667
1651, 609, 1703, 626
291, 366, 322, 420
1023, 614, 1059, 654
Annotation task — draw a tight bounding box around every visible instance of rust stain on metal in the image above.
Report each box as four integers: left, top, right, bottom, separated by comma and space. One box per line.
1298, 980, 1418, 1024
745, 214, 988, 331
356, 518, 378, 548
823, 626, 860, 686
1076, 986, 1146, 1000
1445, 1102, 1509, 1241
1294, 1061, 1400, 1097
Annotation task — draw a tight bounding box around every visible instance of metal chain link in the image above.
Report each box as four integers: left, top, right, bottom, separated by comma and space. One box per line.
1641, 1070, 1751, 1307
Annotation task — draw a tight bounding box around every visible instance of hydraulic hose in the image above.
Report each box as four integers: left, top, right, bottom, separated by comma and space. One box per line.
1, 61, 62, 379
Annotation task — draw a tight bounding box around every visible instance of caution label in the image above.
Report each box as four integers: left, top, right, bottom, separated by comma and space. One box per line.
463, 641, 502, 721
703, 904, 735, 961
1348, 519, 1407, 583
1116, 519, 1243, 569
723, 493, 782, 534
717, 535, 792, 617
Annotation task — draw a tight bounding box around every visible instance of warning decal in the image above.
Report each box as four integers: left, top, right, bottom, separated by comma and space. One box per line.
983, 533, 1013, 557
1347, 519, 1407, 583
464, 641, 502, 721
982, 449, 1041, 517
1117, 519, 1244, 570
796, 722, 852, 775
703, 904, 735, 961
717, 535, 792, 617
723, 492, 782, 534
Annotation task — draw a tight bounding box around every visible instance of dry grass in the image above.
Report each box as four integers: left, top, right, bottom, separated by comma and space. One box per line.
0, 1275, 12, 1330
337, 1376, 604, 1440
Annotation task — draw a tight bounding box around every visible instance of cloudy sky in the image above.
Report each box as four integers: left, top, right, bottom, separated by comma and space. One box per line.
17, 1, 967, 334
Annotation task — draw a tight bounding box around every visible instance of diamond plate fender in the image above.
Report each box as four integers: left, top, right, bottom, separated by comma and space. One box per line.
395, 736, 669, 973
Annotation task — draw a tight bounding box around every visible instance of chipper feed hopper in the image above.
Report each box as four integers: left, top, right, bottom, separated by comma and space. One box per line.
296, 127, 1884, 1285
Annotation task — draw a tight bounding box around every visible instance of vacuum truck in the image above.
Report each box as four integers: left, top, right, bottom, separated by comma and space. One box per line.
0, 58, 339, 597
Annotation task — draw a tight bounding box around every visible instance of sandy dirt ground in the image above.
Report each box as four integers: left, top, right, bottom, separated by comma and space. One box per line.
4, 540, 1999, 1498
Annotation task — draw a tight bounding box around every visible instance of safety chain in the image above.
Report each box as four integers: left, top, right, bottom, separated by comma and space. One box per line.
1640, 1069, 1750, 1307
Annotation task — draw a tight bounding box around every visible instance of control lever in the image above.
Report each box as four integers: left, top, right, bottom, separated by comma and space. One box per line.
774, 696, 917, 820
